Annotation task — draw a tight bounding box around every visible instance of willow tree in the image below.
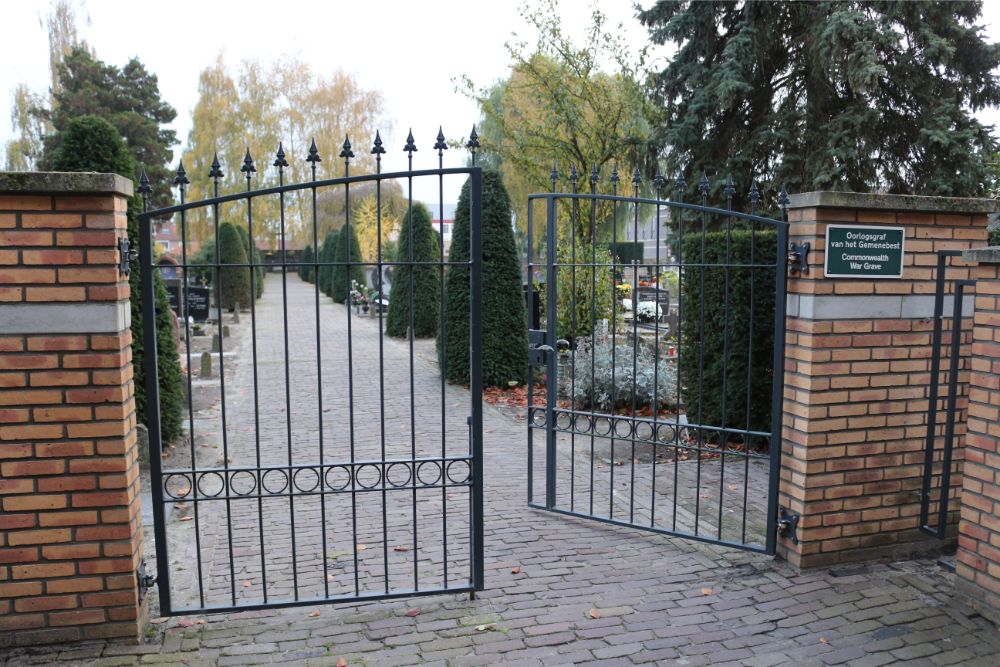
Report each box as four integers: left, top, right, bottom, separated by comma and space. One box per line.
639, 1, 1000, 198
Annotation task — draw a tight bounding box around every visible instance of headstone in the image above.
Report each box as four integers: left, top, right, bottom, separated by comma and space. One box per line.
232, 304, 240, 324
185, 285, 211, 322
211, 334, 221, 353
164, 279, 182, 318
200, 351, 212, 378
222, 325, 230, 338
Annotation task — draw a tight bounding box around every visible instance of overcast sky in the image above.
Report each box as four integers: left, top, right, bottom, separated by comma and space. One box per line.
3, 0, 1000, 205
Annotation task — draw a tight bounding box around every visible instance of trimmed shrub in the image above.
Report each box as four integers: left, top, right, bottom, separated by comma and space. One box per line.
572, 336, 678, 411
299, 244, 314, 281
387, 202, 440, 338
440, 171, 528, 385
45, 115, 183, 443
218, 222, 252, 311
234, 224, 265, 299
330, 222, 365, 303
679, 228, 777, 438
318, 230, 338, 297
608, 241, 645, 265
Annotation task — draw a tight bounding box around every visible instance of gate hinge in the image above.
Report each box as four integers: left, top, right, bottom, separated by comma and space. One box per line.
137, 558, 157, 602
788, 241, 809, 275
778, 506, 800, 544
118, 236, 138, 278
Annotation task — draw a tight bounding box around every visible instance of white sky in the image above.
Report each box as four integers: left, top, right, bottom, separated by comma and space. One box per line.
0, 0, 659, 204
3, 0, 1000, 204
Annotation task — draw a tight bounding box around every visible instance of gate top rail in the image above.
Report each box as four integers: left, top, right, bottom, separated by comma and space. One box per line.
528, 191, 788, 228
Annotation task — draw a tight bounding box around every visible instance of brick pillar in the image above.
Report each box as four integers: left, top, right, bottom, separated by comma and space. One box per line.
778, 192, 990, 568
955, 248, 1000, 623
0, 173, 144, 646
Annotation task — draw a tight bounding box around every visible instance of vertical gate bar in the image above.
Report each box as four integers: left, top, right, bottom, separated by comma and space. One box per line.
629, 174, 640, 524
545, 194, 558, 510
672, 180, 683, 531
570, 169, 578, 513
650, 173, 663, 528
173, 175, 206, 606
343, 147, 361, 596
695, 178, 707, 536
245, 166, 272, 602
716, 181, 732, 540
526, 199, 535, 505
278, 158, 295, 603
765, 219, 789, 554
921, 251, 950, 532
139, 205, 172, 615
470, 168, 485, 592
437, 132, 449, 588
405, 143, 418, 590
210, 170, 237, 607
609, 171, 618, 520
308, 144, 330, 598
373, 144, 390, 594
589, 171, 598, 517
741, 210, 756, 545
937, 280, 972, 535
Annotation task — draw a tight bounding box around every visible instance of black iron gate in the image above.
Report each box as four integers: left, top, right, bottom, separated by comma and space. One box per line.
526, 172, 789, 554
139, 134, 484, 615
920, 250, 973, 539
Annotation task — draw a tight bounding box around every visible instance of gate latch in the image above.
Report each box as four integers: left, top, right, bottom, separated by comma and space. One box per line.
778, 506, 800, 544
136, 558, 157, 602
118, 236, 137, 278
528, 329, 550, 367
788, 241, 810, 275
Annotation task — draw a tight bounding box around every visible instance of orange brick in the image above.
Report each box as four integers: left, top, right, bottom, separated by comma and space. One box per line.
20, 213, 83, 229
35, 442, 92, 457
56, 230, 116, 247
0, 408, 29, 423
26, 336, 87, 352
54, 196, 115, 212
0, 230, 53, 246
0, 423, 64, 440
14, 594, 78, 612
33, 406, 92, 422
0, 249, 17, 264
0, 213, 16, 227
21, 249, 84, 265
76, 525, 130, 541
72, 490, 129, 508
58, 267, 118, 283
10, 561, 75, 578
87, 284, 129, 301
42, 544, 101, 560
38, 475, 96, 492
0, 582, 44, 598
0, 513, 35, 530
0, 478, 33, 494
0, 195, 51, 210
0, 354, 58, 370
62, 353, 127, 369
29, 370, 89, 387
38, 510, 97, 527
49, 609, 106, 627
0, 372, 25, 387
0, 460, 64, 476
67, 422, 126, 438
3, 494, 67, 512
46, 577, 103, 594
25, 286, 87, 302
78, 558, 133, 575
0, 547, 36, 564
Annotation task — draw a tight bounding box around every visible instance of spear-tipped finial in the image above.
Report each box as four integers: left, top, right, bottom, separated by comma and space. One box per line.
466, 125, 480, 150
208, 152, 224, 179
632, 166, 642, 189
339, 136, 354, 160
550, 162, 559, 188
674, 170, 686, 193
403, 129, 417, 153
610, 163, 620, 184
778, 183, 790, 209
241, 148, 256, 176
724, 173, 736, 198
306, 138, 321, 163
371, 130, 386, 155
590, 164, 599, 187
698, 172, 710, 197
653, 166, 665, 192
273, 142, 288, 169
138, 167, 151, 196
748, 180, 760, 203
569, 164, 579, 186
173, 161, 189, 187
433, 126, 447, 152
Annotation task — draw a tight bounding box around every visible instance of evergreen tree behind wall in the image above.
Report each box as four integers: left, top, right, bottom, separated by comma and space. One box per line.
217, 222, 252, 311
386, 202, 440, 338
330, 222, 365, 304
318, 230, 338, 297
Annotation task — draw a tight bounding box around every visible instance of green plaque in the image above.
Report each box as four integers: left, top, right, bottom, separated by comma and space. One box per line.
824, 225, 905, 278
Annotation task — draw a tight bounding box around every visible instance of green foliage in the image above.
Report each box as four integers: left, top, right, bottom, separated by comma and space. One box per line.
572, 337, 678, 411
299, 245, 314, 282
330, 223, 364, 304
989, 228, 1000, 247
386, 203, 440, 338
234, 224, 264, 300
639, 2, 1000, 199
318, 231, 338, 297
546, 241, 615, 342
609, 242, 645, 265
45, 114, 183, 443
679, 229, 777, 439
440, 172, 529, 386
217, 222, 252, 311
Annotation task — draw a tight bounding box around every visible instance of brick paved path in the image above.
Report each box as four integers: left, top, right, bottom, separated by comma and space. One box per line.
4, 274, 1000, 666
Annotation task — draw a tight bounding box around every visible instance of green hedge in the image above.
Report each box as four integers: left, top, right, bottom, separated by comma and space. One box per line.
387, 202, 440, 338
608, 241, 644, 265
679, 229, 777, 438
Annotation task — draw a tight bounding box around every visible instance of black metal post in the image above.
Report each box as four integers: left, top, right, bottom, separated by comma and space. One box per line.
469, 168, 485, 592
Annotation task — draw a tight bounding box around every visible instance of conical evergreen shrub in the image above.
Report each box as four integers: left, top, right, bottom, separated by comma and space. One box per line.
386, 202, 440, 338
45, 114, 184, 442
234, 224, 265, 299
318, 230, 338, 297
330, 222, 365, 304
218, 222, 252, 311
440, 171, 527, 386
299, 244, 313, 281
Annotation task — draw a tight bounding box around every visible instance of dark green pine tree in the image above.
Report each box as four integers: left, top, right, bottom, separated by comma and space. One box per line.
45, 115, 184, 443
217, 222, 252, 311
318, 230, 338, 297
386, 202, 440, 338
330, 221, 365, 304
234, 224, 264, 299
440, 171, 527, 386
638, 1, 1000, 199
299, 244, 313, 281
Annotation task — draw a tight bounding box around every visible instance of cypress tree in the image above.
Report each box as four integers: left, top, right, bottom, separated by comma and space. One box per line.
299, 244, 313, 281
45, 115, 184, 443
217, 222, 252, 311
330, 222, 365, 304
386, 203, 440, 338
639, 1, 1000, 198
234, 224, 265, 299
440, 171, 527, 385
318, 230, 338, 297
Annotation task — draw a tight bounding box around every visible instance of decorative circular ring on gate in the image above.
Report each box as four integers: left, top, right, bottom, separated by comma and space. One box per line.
531, 409, 546, 428
573, 415, 593, 435
324, 465, 351, 491
656, 424, 677, 443
164, 473, 193, 500
555, 411, 572, 431
446, 459, 471, 485
416, 461, 442, 486
293, 467, 320, 493
593, 417, 612, 437
386, 462, 412, 488
262, 468, 289, 495
230, 470, 257, 496
634, 421, 654, 442
355, 464, 382, 489
196, 471, 226, 498
614, 418, 634, 439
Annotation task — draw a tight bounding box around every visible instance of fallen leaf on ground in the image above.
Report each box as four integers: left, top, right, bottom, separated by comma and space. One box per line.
243, 580, 251, 588
405, 608, 421, 617
700, 587, 713, 595
393, 546, 409, 552
177, 619, 194, 628
356, 544, 367, 551
588, 608, 601, 619
337, 658, 347, 667
308, 610, 321, 618
819, 637, 829, 644
178, 516, 193, 522
511, 565, 521, 574
149, 617, 169, 625
327, 574, 335, 582
475, 623, 496, 632
195, 620, 205, 625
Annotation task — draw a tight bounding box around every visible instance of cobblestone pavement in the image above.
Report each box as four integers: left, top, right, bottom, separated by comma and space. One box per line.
4, 274, 1000, 666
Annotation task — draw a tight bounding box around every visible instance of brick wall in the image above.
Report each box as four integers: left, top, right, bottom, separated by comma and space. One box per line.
779, 192, 991, 568
0, 173, 144, 646
955, 251, 1000, 624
